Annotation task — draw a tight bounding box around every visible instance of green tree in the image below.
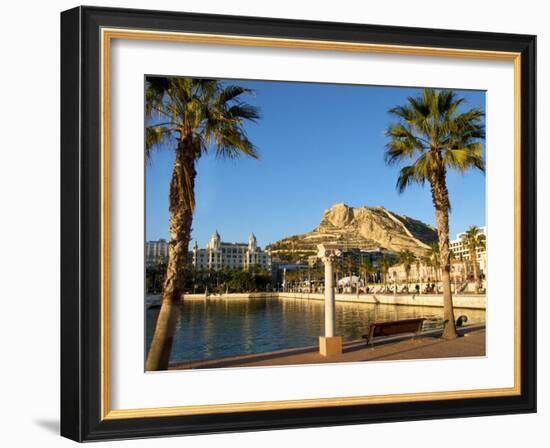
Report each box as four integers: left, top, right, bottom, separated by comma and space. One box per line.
414, 257, 421, 283
426, 242, 441, 282
145, 77, 260, 370
398, 249, 416, 286
379, 255, 391, 290
145, 257, 168, 294
385, 88, 485, 338
334, 263, 342, 290
344, 254, 356, 293
360, 259, 373, 292
461, 225, 486, 290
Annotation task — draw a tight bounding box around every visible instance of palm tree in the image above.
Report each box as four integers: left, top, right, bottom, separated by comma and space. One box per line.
334, 264, 342, 293
385, 88, 485, 338
461, 225, 486, 290
360, 259, 373, 292
459, 253, 467, 282
344, 254, 356, 293
145, 77, 260, 370
398, 249, 415, 286
285, 270, 293, 291
379, 255, 391, 291
427, 242, 441, 282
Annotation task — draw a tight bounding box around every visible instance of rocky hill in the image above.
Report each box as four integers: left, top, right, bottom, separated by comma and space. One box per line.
269, 203, 437, 259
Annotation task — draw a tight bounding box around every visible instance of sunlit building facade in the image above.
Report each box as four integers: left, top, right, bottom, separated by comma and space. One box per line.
191, 231, 271, 271
449, 226, 487, 276
387, 227, 487, 284
145, 239, 169, 266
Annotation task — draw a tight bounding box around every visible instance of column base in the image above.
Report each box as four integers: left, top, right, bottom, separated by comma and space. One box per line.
319, 336, 342, 356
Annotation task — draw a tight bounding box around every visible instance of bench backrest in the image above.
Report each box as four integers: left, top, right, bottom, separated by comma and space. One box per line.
369, 318, 425, 339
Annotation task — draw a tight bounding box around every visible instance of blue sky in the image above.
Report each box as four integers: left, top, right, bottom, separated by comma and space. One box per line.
146, 79, 486, 248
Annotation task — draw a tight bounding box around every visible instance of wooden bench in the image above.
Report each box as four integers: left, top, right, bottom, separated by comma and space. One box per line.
362, 318, 425, 346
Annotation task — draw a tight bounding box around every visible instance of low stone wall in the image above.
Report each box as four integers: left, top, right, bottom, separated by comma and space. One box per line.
277, 292, 486, 310
182, 292, 276, 300
149, 291, 485, 309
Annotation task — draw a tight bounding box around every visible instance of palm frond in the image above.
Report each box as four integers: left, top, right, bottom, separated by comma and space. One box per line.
460, 225, 486, 253
442, 143, 485, 173
227, 104, 260, 122
396, 164, 426, 193
384, 123, 426, 164
388, 105, 414, 121
214, 126, 259, 159
145, 77, 170, 118
409, 95, 430, 120
145, 126, 173, 160
218, 85, 255, 105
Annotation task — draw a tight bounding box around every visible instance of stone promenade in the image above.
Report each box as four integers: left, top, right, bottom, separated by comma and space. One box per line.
170, 326, 485, 370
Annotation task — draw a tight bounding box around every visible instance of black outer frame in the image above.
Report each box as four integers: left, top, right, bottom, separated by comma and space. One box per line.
60, 6, 537, 442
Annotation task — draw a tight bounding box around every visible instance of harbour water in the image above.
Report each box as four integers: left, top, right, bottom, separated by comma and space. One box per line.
145, 296, 485, 363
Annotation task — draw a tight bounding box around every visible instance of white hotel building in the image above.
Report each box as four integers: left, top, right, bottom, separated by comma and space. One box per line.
387, 227, 487, 284
449, 226, 487, 275
191, 231, 271, 271
145, 238, 169, 266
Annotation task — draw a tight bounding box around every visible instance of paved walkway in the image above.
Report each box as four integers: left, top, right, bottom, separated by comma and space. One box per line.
170, 327, 485, 370
241, 330, 485, 367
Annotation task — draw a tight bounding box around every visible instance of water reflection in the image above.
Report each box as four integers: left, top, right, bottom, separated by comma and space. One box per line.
145, 297, 485, 363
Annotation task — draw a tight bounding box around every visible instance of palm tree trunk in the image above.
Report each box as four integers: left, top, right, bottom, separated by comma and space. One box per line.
431, 173, 458, 339
470, 247, 481, 289
146, 139, 196, 370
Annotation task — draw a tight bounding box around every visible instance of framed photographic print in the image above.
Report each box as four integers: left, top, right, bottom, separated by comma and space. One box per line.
60, 6, 536, 442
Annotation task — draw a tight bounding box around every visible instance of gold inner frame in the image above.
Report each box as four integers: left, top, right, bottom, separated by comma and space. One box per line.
100, 27, 522, 420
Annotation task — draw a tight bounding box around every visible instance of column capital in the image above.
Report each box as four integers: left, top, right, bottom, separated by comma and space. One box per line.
320, 254, 339, 264
317, 244, 341, 264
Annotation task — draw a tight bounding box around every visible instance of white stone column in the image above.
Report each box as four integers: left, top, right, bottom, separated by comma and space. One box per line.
317, 244, 342, 356
323, 255, 336, 337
